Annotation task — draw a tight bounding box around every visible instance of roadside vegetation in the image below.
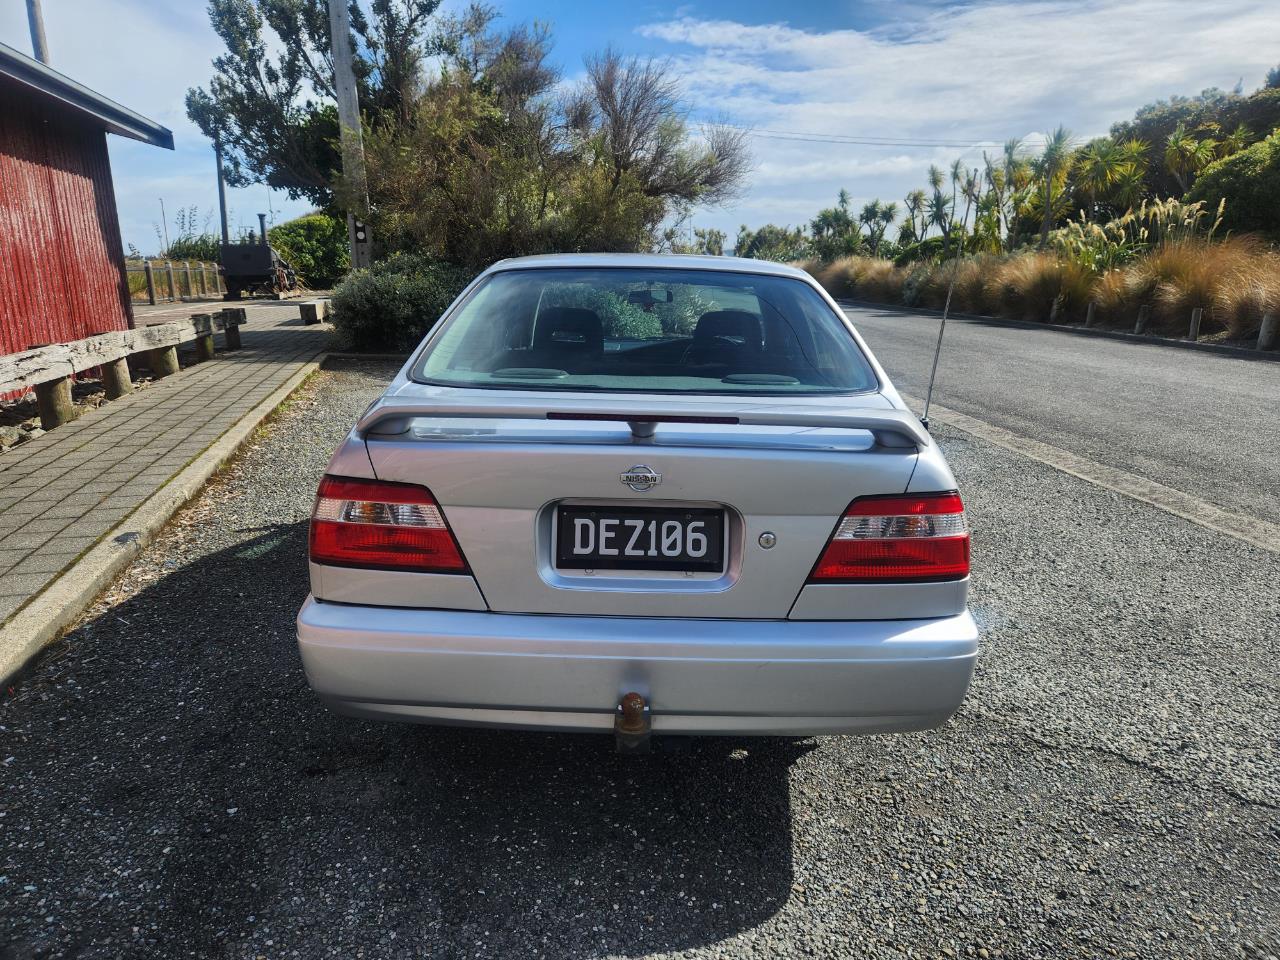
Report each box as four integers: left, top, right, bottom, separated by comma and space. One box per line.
188, 1, 748, 349
124, 207, 349, 293
754, 74, 1280, 343
187, 0, 1278, 349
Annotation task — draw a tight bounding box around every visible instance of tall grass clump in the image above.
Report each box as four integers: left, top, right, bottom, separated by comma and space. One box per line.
802, 228, 1277, 342
802, 257, 908, 303
1211, 246, 1280, 337
989, 254, 1092, 323
855, 258, 907, 303
1121, 238, 1263, 334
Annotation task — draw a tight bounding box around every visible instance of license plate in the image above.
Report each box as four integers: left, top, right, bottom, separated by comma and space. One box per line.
555, 505, 726, 572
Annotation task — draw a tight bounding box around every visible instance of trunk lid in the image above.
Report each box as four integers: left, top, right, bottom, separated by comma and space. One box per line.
362, 384, 921, 619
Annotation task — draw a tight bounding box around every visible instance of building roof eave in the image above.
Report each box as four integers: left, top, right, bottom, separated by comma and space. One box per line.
0, 41, 174, 150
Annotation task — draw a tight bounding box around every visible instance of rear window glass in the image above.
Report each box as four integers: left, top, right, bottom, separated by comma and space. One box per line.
412, 267, 878, 395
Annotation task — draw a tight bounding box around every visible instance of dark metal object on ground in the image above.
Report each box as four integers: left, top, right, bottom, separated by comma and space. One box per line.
220, 213, 299, 300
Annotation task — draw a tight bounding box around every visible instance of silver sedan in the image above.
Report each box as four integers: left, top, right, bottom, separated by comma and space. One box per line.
297, 254, 976, 743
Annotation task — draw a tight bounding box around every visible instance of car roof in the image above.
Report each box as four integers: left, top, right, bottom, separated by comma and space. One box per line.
483, 252, 811, 280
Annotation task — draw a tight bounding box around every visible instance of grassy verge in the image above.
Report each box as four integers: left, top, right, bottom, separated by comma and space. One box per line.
801, 240, 1280, 342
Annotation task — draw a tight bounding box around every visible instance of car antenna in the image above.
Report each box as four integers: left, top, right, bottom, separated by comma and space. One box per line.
921, 167, 978, 432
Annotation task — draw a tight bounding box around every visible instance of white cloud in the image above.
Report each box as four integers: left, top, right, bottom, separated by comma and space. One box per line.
643, 0, 1280, 237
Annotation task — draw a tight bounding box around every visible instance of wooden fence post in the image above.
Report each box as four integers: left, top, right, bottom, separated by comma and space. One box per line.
1188, 307, 1203, 341
1084, 301, 1097, 329
144, 260, 157, 305
1134, 305, 1150, 335
35, 376, 75, 430
184, 261, 194, 300
148, 345, 180, 378
102, 357, 133, 399
165, 261, 177, 302
1260, 313, 1278, 351
198, 263, 209, 298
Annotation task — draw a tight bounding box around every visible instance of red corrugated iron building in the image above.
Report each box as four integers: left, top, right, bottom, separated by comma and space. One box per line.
0, 41, 173, 358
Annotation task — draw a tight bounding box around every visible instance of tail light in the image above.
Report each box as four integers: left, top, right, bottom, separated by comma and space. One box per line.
809, 492, 969, 583
309, 475, 468, 573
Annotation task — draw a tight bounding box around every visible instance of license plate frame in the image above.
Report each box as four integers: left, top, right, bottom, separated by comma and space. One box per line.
554, 504, 727, 573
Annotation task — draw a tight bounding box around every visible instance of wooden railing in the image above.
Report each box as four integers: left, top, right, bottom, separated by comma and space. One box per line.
0, 309, 247, 431
124, 260, 225, 304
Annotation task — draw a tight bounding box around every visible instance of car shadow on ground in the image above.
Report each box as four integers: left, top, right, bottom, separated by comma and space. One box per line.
2, 522, 808, 959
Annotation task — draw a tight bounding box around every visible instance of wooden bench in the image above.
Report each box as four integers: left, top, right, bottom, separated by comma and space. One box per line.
0, 309, 247, 431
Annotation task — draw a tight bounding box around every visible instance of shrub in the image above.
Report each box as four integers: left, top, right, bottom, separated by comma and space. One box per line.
1111, 238, 1260, 334
1187, 130, 1280, 237
161, 233, 221, 261
1212, 248, 1280, 337
268, 214, 350, 288
807, 257, 860, 299
941, 255, 1000, 314
330, 253, 472, 352
894, 236, 946, 267
540, 284, 662, 339
989, 254, 1092, 323
855, 259, 907, 304
1091, 268, 1139, 325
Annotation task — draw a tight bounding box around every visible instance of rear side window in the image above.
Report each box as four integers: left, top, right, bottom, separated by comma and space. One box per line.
414, 267, 878, 395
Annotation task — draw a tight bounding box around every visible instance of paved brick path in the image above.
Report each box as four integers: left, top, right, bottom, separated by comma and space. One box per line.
0, 304, 329, 626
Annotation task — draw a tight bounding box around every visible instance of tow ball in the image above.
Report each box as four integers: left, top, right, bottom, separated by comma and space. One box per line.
614, 691, 651, 754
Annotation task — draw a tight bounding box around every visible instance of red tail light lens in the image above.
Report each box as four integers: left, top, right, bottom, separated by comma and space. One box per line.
309, 476, 468, 573
809, 492, 969, 583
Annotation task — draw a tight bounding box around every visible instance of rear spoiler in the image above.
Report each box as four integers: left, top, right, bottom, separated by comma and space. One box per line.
356, 399, 929, 449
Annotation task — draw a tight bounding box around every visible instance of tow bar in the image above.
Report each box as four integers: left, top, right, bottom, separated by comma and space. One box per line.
614, 691, 651, 754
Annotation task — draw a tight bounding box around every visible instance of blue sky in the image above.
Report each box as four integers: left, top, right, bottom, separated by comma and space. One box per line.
2, 0, 1277, 254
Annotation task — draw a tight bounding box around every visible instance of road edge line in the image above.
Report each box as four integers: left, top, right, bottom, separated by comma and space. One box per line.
0, 357, 325, 686
904, 394, 1280, 555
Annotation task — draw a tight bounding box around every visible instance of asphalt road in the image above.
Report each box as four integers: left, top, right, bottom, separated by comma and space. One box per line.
845, 305, 1280, 523
2, 358, 1277, 959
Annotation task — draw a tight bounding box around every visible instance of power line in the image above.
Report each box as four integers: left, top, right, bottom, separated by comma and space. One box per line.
700, 120, 1011, 149
753, 127, 1000, 147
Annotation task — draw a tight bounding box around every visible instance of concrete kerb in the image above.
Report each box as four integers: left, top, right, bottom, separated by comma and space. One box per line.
0, 356, 325, 685
839, 298, 1280, 364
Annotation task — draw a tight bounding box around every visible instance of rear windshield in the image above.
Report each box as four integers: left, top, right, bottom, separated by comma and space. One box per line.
412, 267, 878, 395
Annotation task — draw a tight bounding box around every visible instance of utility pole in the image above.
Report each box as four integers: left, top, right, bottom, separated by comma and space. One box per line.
26, 0, 50, 64
327, 0, 372, 269
214, 140, 230, 245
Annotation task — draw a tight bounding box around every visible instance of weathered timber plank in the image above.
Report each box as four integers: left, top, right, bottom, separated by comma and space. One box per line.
0, 318, 213, 393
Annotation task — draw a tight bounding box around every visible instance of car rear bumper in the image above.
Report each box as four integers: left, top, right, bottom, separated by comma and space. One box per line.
296, 597, 978, 736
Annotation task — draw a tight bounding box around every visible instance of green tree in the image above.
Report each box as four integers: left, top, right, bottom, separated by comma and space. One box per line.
1164, 122, 1218, 192
735, 223, 809, 261
808, 191, 860, 261
1035, 126, 1076, 249
268, 213, 350, 287
354, 19, 750, 266
857, 199, 897, 256
1187, 129, 1280, 235
186, 0, 444, 207
902, 189, 926, 245
667, 226, 726, 256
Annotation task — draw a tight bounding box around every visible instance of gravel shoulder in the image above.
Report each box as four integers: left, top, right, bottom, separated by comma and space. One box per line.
1, 359, 1276, 960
